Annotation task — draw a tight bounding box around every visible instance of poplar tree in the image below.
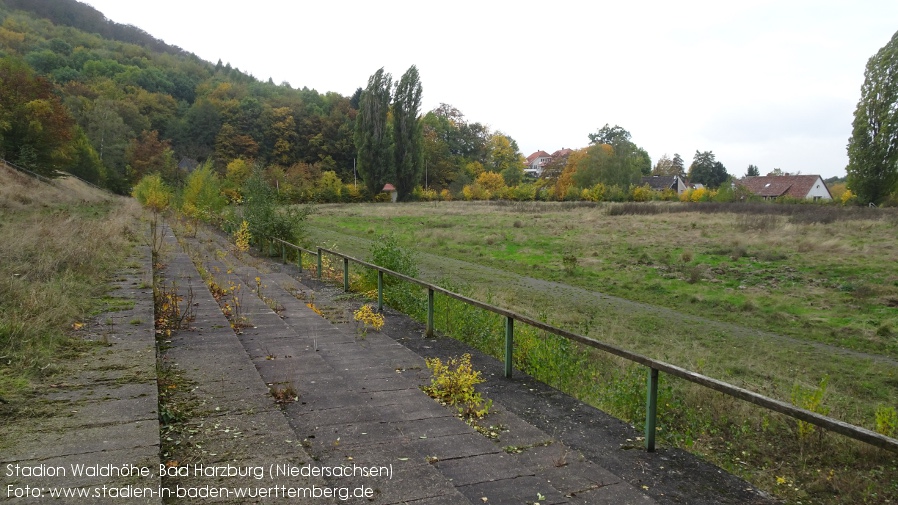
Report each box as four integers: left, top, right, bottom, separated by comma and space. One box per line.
847, 30, 898, 205
392, 65, 423, 201
354, 68, 393, 197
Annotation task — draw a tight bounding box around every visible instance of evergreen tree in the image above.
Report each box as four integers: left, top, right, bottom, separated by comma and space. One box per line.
847, 30, 898, 205
354, 68, 393, 197
671, 153, 685, 177
392, 65, 423, 201
746, 164, 760, 177
688, 150, 729, 188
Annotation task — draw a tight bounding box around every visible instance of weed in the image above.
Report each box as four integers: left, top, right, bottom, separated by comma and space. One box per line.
422, 354, 492, 419
253, 276, 284, 315
875, 405, 897, 437
156, 362, 191, 426
223, 281, 249, 329
269, 381, 298, 404
685, 264, 706, 284
153, 280, 195, 337
791, 376, 830, 443
353, 304, 384, 336
561, 251, 578, 275
307, 302, 325, 317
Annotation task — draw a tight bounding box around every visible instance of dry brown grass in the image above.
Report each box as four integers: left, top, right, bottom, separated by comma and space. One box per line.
0, 165, 139, 392
0, 164, 113, 209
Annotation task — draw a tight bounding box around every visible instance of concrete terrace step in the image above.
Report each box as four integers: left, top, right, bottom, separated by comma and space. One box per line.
183, 237, 659, 505
157, 230, 337, 504
0, 245, 161, 505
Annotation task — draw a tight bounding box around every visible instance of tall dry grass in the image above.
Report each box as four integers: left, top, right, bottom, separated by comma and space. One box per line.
0, 165, 139, 393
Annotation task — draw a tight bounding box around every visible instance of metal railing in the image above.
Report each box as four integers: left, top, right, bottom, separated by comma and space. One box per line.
260, 234, 898, 454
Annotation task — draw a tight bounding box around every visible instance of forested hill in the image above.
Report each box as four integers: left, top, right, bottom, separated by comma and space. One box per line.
4, 0, 191, 57
0, 0, 359, 194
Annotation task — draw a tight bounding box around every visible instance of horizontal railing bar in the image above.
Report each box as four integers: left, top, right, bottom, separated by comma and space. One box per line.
271, 237, 318, 257
293, 242, 898, 452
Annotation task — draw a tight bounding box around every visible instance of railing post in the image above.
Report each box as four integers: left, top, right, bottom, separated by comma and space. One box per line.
297, 249, 303, 272
343, 257, 350, 292
504, 316, 514, 378
317, 248, 323, 280
268, 239, 273, 257
426, 288, 434, 337
377, 271, 384, 312
281, 242, 286, 264
645, 367, 659, 452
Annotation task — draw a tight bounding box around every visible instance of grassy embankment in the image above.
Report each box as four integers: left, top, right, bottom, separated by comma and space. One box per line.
303, 200, 898, 505
0, 165, 140, 400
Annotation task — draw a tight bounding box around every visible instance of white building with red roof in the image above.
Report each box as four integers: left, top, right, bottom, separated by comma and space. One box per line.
738, 175, 832, 201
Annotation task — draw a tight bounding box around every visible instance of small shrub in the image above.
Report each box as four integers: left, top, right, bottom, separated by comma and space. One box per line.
233, 219, 251, 253
422, 353, 492, 419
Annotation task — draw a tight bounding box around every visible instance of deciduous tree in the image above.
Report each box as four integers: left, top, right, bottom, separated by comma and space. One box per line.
392, 65, 423, 201
126, 129, 176, 183
582, 125, 650, 187
847, 29, 898, 204
0, 56, 75, 175
354, 68, 393, 196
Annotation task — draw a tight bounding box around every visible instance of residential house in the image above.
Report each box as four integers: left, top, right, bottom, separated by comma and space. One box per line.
641, 175, 688, 194
738, 175, 832, 201
525, 150, 551, 178
524, 148, 574, 178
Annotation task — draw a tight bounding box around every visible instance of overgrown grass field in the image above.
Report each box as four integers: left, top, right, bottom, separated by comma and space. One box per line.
304, 200, 898, 504
0, 165, 140, 399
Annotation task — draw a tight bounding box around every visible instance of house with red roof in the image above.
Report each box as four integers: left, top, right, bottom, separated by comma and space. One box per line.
525, 151, 551, 177
738, 175, 832, 201
525, 149, 575, 178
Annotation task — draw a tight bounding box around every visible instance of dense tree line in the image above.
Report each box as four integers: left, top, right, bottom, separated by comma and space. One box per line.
0, 0, 534, 201
0, 0, 358, 195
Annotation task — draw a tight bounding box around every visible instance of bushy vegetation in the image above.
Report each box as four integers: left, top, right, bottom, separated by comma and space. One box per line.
239, 170, 311, 244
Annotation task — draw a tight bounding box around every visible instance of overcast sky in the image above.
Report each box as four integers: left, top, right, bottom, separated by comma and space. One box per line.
84, 0, 898, 179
